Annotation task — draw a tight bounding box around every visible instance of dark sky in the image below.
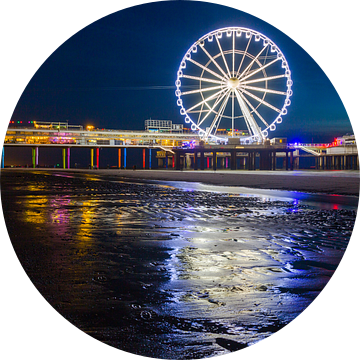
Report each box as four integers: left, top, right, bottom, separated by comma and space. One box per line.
10, 0, 352, 144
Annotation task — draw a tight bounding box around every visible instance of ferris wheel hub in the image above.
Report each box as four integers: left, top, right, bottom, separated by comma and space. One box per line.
227, 77, 240, 89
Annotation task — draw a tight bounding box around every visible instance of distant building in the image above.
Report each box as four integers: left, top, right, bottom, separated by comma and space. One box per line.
334, 134, 356, 146
144, 119, 183, 133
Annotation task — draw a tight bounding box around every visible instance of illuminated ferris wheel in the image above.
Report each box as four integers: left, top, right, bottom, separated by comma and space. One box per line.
175, 27, 293, 143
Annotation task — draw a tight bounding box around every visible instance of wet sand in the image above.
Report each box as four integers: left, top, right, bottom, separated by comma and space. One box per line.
1, 169, 358, 359
52, 168, 360, 195
115, 168, 358, 194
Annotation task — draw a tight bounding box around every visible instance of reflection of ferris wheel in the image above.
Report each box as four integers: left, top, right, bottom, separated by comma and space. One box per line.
175, 27, 293, 143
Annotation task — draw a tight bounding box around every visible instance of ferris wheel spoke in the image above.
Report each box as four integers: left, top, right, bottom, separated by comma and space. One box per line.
197, 103, 204, 124
215, 35, 231, 77
182, 74, 224, 85
198, 89, 230, 127
240, 74, 286, 85
238, 90, 269, 127
214, 96, 229, 136
239, 57, 281, 83
240, 88, 282, 113
238, 44, 269, 80
236, 35, 252, 77
205, 91, 231, 138
232, 31, 235, 75
188, 58, 225, 81
186, 88, 228, 112
180, 85, 223, 96
240, 85, 287, 96
200, 44, 229, 79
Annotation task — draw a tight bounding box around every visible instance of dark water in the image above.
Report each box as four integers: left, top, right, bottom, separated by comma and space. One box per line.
1, 170, 357, 359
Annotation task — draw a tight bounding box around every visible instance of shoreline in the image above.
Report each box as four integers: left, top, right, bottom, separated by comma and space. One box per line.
2, 168, 359, 196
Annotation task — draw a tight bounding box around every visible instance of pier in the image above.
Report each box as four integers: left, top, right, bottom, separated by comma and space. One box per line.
2, 121, 358, 171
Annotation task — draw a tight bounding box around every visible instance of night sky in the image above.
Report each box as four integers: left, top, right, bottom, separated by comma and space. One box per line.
9, 0, 352, 144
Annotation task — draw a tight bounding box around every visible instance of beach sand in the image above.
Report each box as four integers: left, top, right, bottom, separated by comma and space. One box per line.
67, 168, 359, 196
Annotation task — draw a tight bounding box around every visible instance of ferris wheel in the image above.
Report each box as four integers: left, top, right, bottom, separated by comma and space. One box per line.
175, 27, 292, 143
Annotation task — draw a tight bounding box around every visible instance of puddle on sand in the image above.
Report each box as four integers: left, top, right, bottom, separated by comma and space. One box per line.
1, 170, 357, 359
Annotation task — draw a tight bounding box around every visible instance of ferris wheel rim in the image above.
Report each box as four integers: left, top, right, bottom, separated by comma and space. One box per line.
175, 26, 293, 142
